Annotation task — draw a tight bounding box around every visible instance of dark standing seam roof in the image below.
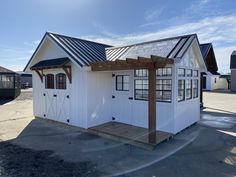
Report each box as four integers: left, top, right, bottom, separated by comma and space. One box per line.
105, 34, 197, 61
30, 58, 70, 70
48, 32, 113, 67
200, 43, 219, 74
200, 43, 212, 60
230, 51, 236, 69
0, 66, 15, 74
24, 32, 113, 71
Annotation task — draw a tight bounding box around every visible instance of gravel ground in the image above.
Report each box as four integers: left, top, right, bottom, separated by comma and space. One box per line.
0, 142, 102, 177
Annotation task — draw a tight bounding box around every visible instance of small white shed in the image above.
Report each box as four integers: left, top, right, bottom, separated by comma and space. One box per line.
200, 43, 228, 91
24, 32, 207, 143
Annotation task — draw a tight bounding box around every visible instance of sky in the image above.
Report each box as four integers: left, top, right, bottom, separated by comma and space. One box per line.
0, 0, 235, 74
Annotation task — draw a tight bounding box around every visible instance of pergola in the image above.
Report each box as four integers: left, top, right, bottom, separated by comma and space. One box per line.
90, 55, 174, 144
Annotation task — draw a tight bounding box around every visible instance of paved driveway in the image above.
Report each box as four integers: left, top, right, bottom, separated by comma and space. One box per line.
0, 91, 235, 177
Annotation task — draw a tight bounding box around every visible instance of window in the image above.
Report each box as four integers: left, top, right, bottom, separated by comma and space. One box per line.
157, 68, 172, 76
45, 74, 54, 89
116, 75, 129, 91
193, 79, 198, 98
178, 68, 185, 77
134, 79, 148, 100
0, 75, 14, 88
186, 69, 192, 77
186, 79, 192, 100
193, 70, 198, 77
178, 80, 185, 101
56, 73, 66, 89
134, 69, 148, 77
156, 79, 172, 102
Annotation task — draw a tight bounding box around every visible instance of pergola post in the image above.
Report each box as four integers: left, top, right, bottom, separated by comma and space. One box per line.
148, 66, 156, 144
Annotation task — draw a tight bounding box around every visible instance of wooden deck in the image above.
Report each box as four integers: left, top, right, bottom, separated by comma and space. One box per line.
88, 122, 172, 150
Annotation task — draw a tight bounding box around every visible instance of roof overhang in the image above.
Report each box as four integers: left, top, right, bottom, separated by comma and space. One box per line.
30, 57, 72, 83
90, 55, 174, 71
30, 57, 70, 70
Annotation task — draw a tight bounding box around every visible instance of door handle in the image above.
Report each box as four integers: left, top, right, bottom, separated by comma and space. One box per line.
112, 95, 115, 99
128, 97, 133, 100
53, 94, 57, 97
43, 93, 45, 96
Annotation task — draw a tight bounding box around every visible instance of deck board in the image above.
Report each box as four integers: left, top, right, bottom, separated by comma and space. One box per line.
88, 121, 172, 150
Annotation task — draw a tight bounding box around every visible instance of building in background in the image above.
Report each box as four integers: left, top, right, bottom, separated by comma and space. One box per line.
0, 66, 21, 99
230, 51, 236, 92
18, 72, 32, 88
200, 43, 228, 91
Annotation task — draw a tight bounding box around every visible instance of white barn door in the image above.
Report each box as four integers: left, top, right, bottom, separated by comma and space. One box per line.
111, 72, 133, 125
43, 71, 71, 124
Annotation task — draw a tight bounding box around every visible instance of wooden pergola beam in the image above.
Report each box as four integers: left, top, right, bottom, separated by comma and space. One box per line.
148, 65, 157, 144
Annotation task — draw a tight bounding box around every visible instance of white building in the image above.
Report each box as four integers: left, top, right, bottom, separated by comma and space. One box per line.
200, 43, 228, 91
24, 32, 207, 144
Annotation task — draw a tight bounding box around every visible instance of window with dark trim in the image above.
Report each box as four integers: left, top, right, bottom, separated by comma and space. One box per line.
156, 68, 172, 76
178, 68, 185, 77
134, 69, 148, 77
186, 69, 192, 77
56, 73, 66, 89
193, 79, 198, 98
178, 80, 185, 101
134, 79, 148, 100
186, 79, 192, 100
156, 79, 172, 102
116, 75, 129, 91
193, 70, 198, 77
45, 74, 54, 89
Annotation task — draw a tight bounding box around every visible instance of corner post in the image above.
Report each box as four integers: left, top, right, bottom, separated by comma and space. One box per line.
148, 65, 156, 144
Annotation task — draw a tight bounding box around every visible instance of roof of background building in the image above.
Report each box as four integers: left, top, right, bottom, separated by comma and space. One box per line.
0, 66, 15, 74
230, 51, 236, 69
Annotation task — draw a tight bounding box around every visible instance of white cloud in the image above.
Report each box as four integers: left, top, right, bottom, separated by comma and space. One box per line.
84, 15, 236, 73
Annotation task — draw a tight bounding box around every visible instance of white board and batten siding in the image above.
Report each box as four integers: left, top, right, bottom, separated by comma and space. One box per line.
174, 40, 201, 134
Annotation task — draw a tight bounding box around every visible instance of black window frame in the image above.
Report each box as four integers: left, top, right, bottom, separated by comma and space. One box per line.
156, 79, 172, 102
116, 75, 129, 91
186, 79, 192, 100
193, 70, 198, 77
134, 79, 148, 101
193, 79, 198, 98
56, 73, 67, 90
156, 67, 172, 76
186, 69, 192, 77
178, 80, 185, 102
178, 68, 185, 77
45, 74, 54, 89
134, 69, 148, 77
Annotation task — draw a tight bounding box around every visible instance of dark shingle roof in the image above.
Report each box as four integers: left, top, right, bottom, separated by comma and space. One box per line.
30, 57, 70, 70
0, 66, 15, 74
106, 34, 197, 61
230, 51, 236, 69
48, 32, 113, 66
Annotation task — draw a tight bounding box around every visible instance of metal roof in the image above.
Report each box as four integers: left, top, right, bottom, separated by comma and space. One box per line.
0, 66, 15, 74
48, 32, 113, 67
230, 51, 236, 69
200, 43, 212, 60
105, 34, 197, 61
30, 57, 70, 70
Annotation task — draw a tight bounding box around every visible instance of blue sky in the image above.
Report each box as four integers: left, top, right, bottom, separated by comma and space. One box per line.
0, 0, 235, 73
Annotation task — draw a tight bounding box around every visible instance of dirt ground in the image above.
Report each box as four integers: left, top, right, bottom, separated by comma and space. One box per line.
0, 90, 235, 177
